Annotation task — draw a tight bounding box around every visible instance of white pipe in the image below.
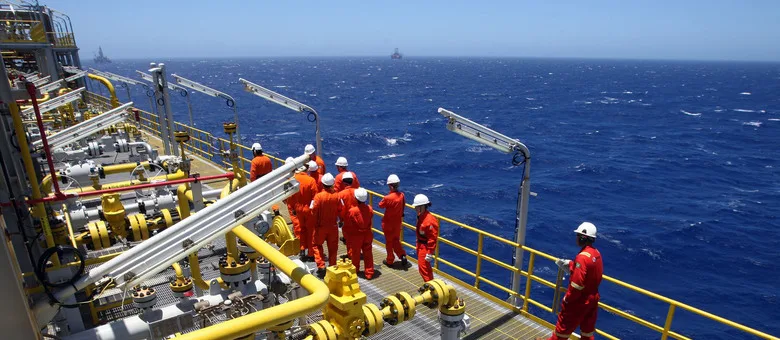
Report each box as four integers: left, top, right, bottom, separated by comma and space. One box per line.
128, 142, 154, 157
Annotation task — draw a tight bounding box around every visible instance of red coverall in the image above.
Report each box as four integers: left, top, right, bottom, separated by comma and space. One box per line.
249, 155, 272, 182
311, 155, 326, 177
346, 203, 375, 278
379, 191, 406, 264
339, 187, 357, 256
334, 170, 360, 192
293, 172, 318, 254
415, 210, 439, 282
548, 245, 603, 340
311, 188, 341, 268
309, 172, 323, 192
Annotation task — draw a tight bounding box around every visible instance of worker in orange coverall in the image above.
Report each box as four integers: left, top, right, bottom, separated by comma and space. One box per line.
249, 143, 272, 182
346, 188, 375, 279
334, 156, 360, 191
292, 160, 318, 260
413, 194, 438, 282
338, 172, 357, 249
283, 157, 300, 240
305, 144, 326, 176
378, 174, 407, 267
311, 173, 341, 274
538, 222, 603, 340
307, 160, 323, 192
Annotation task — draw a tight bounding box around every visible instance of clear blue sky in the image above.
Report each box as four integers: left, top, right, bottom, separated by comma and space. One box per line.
53, 0, 780, 61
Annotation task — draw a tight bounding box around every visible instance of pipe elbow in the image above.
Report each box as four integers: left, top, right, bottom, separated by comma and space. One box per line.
87, 73, 120, 108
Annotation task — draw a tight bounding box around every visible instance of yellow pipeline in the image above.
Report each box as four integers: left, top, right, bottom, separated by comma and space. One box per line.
188, 253, 210, 290
9, 102, 59, 265
174, 226, 330, 340
41, 161, 154, 195
87, 73, 120, 108
60, 169, 185, 195
176, 184, 191, 219
220, 178, 241, 260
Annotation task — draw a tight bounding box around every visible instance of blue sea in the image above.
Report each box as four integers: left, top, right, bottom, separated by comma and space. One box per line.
87, 58, 780, 339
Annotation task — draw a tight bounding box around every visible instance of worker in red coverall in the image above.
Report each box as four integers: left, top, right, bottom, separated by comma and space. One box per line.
305, 144, 326, 177
338, 172, 357, 249
283, 158, 300, 240
379, 174, 407, 267
333, 157, 360, 191
249, 143, 272, 182
413, 194, 438, 282
310, 173, 341, 275
307, 160, 323, 192
293, 160, 318, 260
346, 188, 375, 279
538, 222, 603, 340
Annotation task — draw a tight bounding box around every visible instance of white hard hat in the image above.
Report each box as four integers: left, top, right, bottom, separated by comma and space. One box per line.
412, 194, 430, 207
305, 144, 315, 155
251, 143, 262, 152
285, 157, 295, 165
342, 172, 353, 180
387, 174, 400, 184
307, 160, 318, 172
335, 157, 348, 167
322, 173, 335, 186
574, 222, 597, 239
354, 188, 368, 203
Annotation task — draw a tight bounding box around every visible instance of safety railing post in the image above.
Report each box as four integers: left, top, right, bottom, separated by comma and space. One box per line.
434, 217, 441, 270
661, 305, 677, 340
475, 233, 484, 288
522, 252, 535, 312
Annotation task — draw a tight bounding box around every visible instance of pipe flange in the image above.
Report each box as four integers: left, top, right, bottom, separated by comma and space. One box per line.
362, 303, 384, 335
347, 318, 366, 338
440, 298, 466, 316
131, 285, 157, 310
309, 320, 337, 340
396, 291, 416, 320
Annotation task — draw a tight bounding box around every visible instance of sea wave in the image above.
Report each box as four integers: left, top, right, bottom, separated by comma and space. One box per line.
743, 121, 762, 127
734, 109, 756, 113
740, 92, 752, 95
680, 110, 701, 116
378, 153, 405, 160
422, 183, 444, 190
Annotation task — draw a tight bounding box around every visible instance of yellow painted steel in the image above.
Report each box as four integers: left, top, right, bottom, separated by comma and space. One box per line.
174, 225, 330, 340
9, 102, 59, 265
87, 73, 120, 108
187, 252, 210, 291
176, 184, 191, 219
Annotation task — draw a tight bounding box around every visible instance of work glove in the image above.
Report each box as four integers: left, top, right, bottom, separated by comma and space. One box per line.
555, 258, 571, 271
425, 254, 434, 262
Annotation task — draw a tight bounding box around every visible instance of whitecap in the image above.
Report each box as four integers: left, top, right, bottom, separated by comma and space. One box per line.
734, 109, 756, 113
740, 92, 752, 95
425, 98, 433, 102
528, 106, 543, 110
308, 93, 317, 97
768, 118, 780, 121
622, 91, 633, 94
604, 97, 619, 101
525, 97, 536, 101
385, 138, 397, 146
277, 132, 300, 136
422, 183, 444, 190
273, 85, 288, 88
743, 121, 762, 127
328, 96, 339, 99
392, 76, 399, 80
378, 153, 405, 160
733, 187, 759, 193
680, 110, 701, 116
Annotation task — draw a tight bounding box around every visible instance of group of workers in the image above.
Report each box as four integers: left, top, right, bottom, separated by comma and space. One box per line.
249, 143, 438, 281
250, 143, 603, 337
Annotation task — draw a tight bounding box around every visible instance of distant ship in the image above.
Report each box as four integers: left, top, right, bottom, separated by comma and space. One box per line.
391, 48, 402, 59
93, 46, 111, 63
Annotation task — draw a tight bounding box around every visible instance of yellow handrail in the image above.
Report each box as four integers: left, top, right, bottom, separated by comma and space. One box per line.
364, 189, 779, 340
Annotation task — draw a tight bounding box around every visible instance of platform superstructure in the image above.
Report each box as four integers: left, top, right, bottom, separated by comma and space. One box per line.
0, 3, 777, 340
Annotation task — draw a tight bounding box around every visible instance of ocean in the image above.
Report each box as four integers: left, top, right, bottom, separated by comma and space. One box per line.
86, 57, 780, 339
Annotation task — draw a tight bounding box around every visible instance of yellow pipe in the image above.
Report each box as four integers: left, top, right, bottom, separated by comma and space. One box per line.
9, 102, 59, 265
58, 169, 186, 195
176, 184, 191, 219
188, 253, 210, 291
220, 179, 241, 260
41, 162, 154, 195
87, 73, 120, 108
175, 226, 330, 340
171, 262, 184, 281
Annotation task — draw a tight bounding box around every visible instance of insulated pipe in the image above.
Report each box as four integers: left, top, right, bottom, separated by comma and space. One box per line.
173, 226, 330, 340
87, 73, 120, 108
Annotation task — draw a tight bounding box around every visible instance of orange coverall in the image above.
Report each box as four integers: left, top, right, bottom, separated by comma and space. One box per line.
378, 191, 406, 264
547, 245, 603, 340
293, 172, 318, 254
311, 188, 342, 268
339, 187, 357, 256
346, 203, 375, 278
309, 171, 323, 192
334, 170, 360, 192
311, 155, 326, 177
415, 210, 439, 282
249, 155, 272, 182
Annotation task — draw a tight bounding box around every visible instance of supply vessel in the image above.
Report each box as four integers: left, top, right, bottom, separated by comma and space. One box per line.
0, 3, 776, 340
